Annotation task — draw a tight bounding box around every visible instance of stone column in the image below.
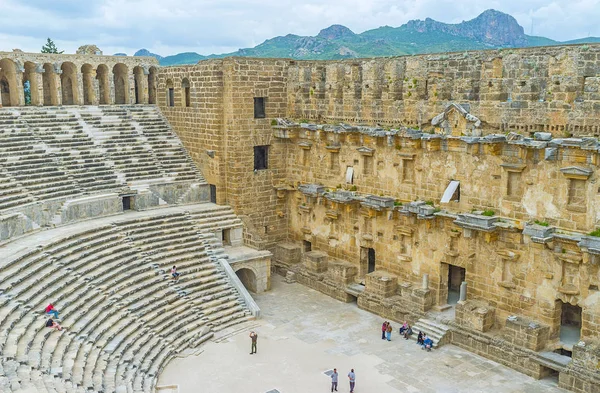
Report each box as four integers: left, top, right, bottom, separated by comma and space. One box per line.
91, 69, 100, 105
459, 281, 467, 303
141, 68, 150, 104
128, 72, 136, 104
33, 64, 44, 106
15, 67, 25, 106
76, 71, 84, 105
54, 64, 63, 106
422, 273, 429, 289
109, 74, 116, 105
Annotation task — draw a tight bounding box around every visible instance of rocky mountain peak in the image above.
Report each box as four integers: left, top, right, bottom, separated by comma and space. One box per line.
317, 25, 356, 40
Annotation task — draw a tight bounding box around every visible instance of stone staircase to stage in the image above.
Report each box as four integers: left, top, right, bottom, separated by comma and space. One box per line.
0, 203, 250, 393
408, 318, 451, 349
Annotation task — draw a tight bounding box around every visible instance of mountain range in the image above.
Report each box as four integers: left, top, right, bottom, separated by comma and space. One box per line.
126, 9, 600, 66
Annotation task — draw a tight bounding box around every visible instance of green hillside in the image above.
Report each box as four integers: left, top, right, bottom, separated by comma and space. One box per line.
138, 10, 600, 66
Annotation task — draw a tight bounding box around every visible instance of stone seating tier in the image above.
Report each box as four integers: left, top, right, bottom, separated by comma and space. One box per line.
0, 105, 206, 217
0, 204, 249, 393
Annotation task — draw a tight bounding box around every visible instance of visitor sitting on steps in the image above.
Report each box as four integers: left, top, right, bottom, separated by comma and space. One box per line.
171, 265, 180, 280
46, 318, 62, 331
417, 331, 424, 345
422, 335, 433, 351
403, 324, 413, 340
45, 303, 59, 319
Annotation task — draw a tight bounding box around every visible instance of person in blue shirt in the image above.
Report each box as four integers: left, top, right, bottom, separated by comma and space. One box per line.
330, 368, 338, 392
348, 369, 356, 392
422, 335, 434, 351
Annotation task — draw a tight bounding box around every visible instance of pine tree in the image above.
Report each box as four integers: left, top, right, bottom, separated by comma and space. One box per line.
41, 38, 64, 54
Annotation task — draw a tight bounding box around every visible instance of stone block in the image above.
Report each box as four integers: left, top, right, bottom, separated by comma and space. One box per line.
304, 250, 328, 274
327, 259, 357, 285
273, 242, 302, 267
410, 287, 433, 312
455, 300, 496, 332
502, 316, 549, 351
365, 270, 398, 298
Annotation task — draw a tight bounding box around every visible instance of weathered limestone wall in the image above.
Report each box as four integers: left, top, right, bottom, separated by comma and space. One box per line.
159, 58, 290, 250
286, 44, 600, 138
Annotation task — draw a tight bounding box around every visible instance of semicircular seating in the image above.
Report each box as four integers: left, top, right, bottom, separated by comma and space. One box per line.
0, 204, 250, 393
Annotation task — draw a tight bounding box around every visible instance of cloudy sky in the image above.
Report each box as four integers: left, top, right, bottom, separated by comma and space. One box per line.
0, 0, 598, 56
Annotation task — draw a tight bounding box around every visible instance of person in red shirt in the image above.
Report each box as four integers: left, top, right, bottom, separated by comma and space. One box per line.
45, 303, 59, 319
381, 321, 388, 340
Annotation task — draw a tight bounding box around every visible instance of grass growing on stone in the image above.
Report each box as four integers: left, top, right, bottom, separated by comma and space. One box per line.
589, 228, 600, 237
534, 220, 549, 227
482, 209, 495, 217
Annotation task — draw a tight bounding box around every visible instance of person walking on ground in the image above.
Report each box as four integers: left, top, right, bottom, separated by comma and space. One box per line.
348, 369, 355, 393
171, 265, 180, 280
330, 368, 338, 392
381, 321, 388, 340
45, 303, 59, 319
386, 322, 393, 341
249, 331, 258, 354
46, 318, 62, 331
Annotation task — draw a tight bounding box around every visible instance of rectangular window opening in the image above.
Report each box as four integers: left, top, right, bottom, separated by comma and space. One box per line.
122, 196, 132, 211
303, 240, 312, 252
254, 97, 266, 118
222, 228, 231, 246
254, 145, 269, 170
209, 184, 217, 204
441, 180, 460, 203
168, 88, 175, 107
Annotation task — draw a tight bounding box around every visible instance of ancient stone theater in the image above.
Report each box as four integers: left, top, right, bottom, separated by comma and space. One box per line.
1, 43, 600, 392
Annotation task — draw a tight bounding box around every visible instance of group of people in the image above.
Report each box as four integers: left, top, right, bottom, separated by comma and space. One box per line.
381, 320, 434, 350
329, 368, 356, 393
45, 303, 63, 331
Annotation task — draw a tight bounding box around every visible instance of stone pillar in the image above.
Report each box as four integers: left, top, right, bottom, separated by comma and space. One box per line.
15, 69, 25, 106
141, 68, 150, 104
33, 65, 44, 106
54, 65, 63, 106
76, 71, 84, 105
128, 72, 136, 104
422, 273, 429, 289
459, 281, 467, 303
90, 69, 99, 105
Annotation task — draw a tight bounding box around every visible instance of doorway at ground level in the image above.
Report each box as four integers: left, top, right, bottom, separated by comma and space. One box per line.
559, 301, 581, 346
447, 264, 465, 305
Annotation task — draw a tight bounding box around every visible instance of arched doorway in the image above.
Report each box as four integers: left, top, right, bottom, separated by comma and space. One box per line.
60, 62, 78, 105
0, 58, 19, 107
81, 64, 95, 105
166, 79, 174, 107
113, 63, 129, 104
181, 77, 191, 107
96, 64, 110, 104
133, 66, 144, 104
42, 63, 58, 106
235, 268, 257, 293
148, 66, 157, 104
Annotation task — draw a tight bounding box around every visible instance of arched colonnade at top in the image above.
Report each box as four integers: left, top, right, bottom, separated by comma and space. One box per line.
0, 57, 158, 107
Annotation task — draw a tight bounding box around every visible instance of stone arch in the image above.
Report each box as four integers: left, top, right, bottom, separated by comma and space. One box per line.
148, 66, 158, 104
96, 64, 110, 105
181, 77, 191, 107
235, 267, 258, 293
81, 64, 95, 105
133, 66, 145, 104
60, 62, 78, 105
166, 78, 174, 107
0, 58, 19, 107
22, 62, 40, 105
42, 63, 58, 106
113, 63, 129, 104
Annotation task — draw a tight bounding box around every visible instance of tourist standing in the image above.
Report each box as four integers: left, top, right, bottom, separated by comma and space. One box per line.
381, 321, 388, 340
249, 331, 258, 354
348, 369, 355, 393
330, 368, 338, 392
386, 322, 392, 341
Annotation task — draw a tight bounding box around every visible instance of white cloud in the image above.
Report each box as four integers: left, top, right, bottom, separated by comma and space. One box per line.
0, 0, 598, 56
